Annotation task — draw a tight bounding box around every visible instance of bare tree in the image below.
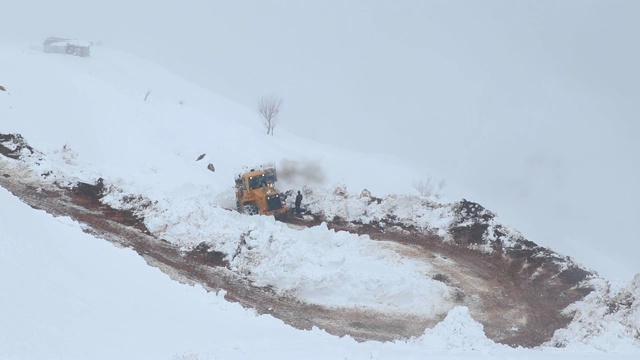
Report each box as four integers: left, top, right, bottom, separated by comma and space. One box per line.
258, 94, 283, 135
413, 176, 446, 200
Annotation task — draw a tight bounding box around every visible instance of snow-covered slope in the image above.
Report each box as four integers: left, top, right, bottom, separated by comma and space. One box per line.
1, 42, 456, 316
0, 186, 503, 359
0, 43, 417, 198
1, 42, 639, 358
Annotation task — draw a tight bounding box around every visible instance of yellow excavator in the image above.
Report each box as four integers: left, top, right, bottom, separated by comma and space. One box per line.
234, 163, 289, 219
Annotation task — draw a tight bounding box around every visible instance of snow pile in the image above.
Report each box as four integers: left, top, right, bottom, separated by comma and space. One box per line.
298, 186, 532, 252
548, 276, 640, 352
0, 185, 459, 359
418, 306, 498, 351
8, 149, 456, 316
302, 186, 455, 233
225, 221, 452, 314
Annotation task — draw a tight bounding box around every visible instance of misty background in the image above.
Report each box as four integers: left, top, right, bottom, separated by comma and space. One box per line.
2, 0, 639, 281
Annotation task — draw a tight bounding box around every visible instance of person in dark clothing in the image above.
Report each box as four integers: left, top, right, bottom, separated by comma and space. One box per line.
295, 191, 303, 214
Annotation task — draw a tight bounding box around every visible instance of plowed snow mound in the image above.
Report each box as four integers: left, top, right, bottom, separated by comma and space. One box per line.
0, 132, 605, 347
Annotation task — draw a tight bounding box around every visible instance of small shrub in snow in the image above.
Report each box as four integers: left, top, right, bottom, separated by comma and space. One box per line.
413, 176, 445, 199
53, 144, 78, 166
453, 289, 466, 302
433, 273, 450, 284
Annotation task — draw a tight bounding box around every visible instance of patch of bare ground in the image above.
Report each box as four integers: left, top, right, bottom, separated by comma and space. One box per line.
0, 133, 594, 347
285, 207, 593, 347
0, 163, 439, 343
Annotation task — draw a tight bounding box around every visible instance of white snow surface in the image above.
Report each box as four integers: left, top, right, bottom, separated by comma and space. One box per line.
1, 43, 639, 359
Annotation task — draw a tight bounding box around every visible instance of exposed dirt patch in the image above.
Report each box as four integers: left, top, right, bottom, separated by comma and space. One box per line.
0, 162, 439, 343
0, 133, 35, 159
0, 134, 595, 347
284, 208, 593, 347
70, 179, 150, 234
187, 242, 229, 268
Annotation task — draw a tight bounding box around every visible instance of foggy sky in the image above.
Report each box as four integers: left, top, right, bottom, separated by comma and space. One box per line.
3, 0, 639, 281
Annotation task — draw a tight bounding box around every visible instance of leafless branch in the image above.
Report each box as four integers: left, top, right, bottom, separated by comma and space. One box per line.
413, 176, 446, 199
258, 94, 283, 135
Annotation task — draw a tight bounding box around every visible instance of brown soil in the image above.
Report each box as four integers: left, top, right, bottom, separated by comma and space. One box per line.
315, 219, 591, 346
0, 169, 440, 343
0, 133, 594, 347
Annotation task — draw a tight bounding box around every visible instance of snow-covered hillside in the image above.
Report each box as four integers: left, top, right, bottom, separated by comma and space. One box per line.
1, 43, 639, 359
0, 43, 416, 198
0, 186, 502, 359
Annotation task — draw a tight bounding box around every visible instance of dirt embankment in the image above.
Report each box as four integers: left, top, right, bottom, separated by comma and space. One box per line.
0, 132, 594, 347
284, 207, 593, 346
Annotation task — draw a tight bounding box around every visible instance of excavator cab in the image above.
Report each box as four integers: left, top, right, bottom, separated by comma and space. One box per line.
249, 174, 266, 189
